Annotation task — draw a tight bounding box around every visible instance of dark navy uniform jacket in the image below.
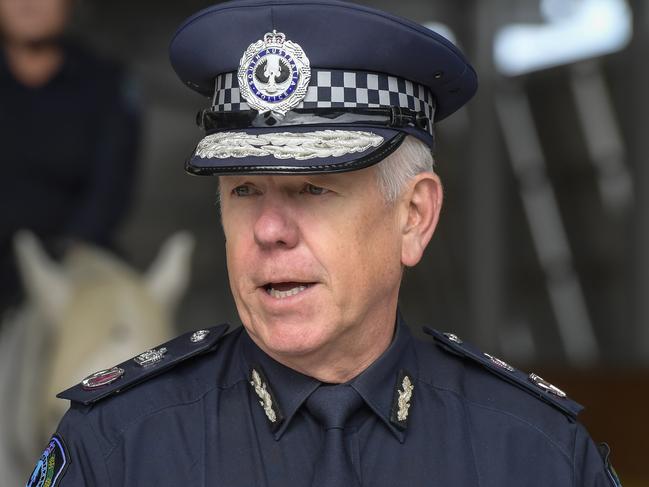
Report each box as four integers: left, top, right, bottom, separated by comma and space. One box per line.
42, 318, 618, 486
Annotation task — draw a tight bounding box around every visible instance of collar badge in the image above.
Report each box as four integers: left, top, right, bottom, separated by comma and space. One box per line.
396, 375, 414, 422
238, 30, 311, 116
391, 369, 415, 429
250, 368, 277, 423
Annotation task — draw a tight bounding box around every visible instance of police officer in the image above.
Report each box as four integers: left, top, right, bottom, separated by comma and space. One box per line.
27, 0, 621, 486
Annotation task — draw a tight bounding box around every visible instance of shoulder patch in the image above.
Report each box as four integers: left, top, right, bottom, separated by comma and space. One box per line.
57, 324, 229, 406
423, 327, 583, 419
26, 435, 70, 487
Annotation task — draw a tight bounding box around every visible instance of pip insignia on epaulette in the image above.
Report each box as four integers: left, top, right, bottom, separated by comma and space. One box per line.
423, 327, 583, 419
58, 324, 229, 406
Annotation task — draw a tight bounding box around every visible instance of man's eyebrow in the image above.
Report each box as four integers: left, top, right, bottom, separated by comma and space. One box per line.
305, 174, 348, 186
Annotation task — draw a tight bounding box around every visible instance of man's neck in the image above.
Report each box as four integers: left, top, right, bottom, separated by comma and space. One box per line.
4, 41, 64, 88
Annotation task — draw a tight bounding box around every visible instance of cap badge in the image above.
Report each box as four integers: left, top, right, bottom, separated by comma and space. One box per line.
133, 347, 168, 367
238, 30, 311, 116
81, 366, 124, 390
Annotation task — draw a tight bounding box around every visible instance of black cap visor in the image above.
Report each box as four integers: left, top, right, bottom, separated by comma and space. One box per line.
186, 126, 409, 176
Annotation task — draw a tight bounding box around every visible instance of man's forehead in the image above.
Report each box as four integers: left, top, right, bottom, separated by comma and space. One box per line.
219, 168, 377, 188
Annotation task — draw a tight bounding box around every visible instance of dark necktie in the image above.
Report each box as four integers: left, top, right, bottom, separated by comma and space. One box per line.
306, 384, 364, 487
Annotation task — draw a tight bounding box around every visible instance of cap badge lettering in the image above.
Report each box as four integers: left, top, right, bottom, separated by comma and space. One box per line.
238, 30, 311, 116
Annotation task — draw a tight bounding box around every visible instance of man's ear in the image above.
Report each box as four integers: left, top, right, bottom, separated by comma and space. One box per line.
400, 172, 443, 267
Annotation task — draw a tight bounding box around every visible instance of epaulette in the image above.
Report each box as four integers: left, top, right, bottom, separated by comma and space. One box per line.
57, 324, 229, 406
423, 327, 583, 419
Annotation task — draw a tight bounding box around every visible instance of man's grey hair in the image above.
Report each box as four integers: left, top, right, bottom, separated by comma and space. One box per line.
375, 135, 435, 203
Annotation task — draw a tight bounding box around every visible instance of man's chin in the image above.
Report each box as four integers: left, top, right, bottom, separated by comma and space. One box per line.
249, 320, 332, 359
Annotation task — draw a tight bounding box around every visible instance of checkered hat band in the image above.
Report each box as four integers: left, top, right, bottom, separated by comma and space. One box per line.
212, 70, 435, 136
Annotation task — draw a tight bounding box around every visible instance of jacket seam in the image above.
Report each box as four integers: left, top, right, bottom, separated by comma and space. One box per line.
416, 377, 573, 464
83, 413, 114, 485
101, 377, 248, 459
455, 358, 483, 487
571, 424, 578, 487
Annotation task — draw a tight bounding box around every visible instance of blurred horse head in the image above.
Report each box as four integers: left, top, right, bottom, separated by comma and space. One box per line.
0, 231, 194, 484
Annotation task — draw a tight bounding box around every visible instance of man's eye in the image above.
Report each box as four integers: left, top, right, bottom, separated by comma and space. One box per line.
302, 184, 329, 196
232, 185, 255, 196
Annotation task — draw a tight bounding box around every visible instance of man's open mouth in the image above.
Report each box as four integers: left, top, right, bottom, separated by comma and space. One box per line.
263, 282, 313, 299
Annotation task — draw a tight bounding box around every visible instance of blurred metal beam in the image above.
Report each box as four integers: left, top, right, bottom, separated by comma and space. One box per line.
569, 60, 632, 216
495, 84, 599, 366
466, 0, 506, 351
629, 0, 649, 364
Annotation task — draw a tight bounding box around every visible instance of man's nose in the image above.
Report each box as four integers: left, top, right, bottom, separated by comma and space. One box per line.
253, 199, 299, 250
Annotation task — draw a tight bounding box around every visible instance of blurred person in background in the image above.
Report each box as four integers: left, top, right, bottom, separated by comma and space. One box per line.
0, 0, 141, 316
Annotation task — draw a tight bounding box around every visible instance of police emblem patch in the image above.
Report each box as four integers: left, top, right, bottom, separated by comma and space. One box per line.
26, 435, 69, 487
238, 30, 311, 116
